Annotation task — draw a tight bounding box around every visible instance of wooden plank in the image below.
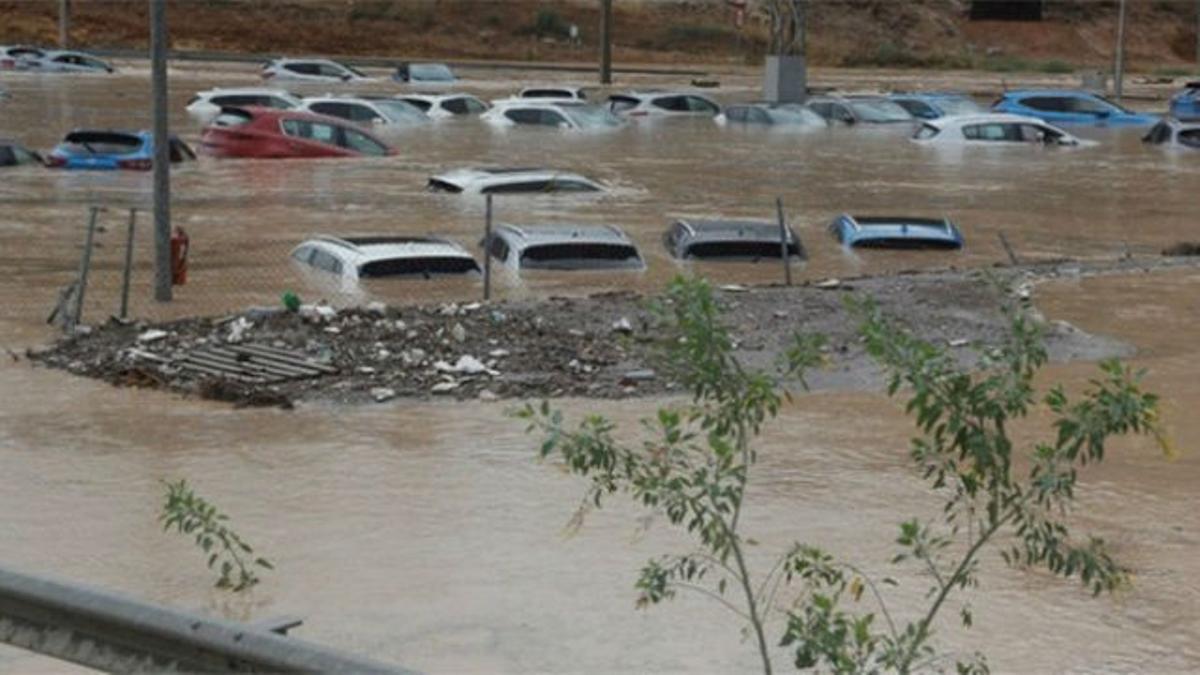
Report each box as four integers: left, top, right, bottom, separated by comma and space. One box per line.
182, 354, 278, 383
230, 344, 339, 374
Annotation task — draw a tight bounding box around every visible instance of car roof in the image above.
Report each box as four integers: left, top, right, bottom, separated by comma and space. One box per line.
493, 223, 635, 247
399, 93, 477, 102
272, 57, 347, 65
889, 92, 972, 99
927, 112, 1048, 128
300, 235, 472, 263
673, 218, 795, 242
840, 215, 954, 229
520, 85, 584, 93
1002, 89, 1104, 98
430, 166, 600, 187
198, 87, 298, 97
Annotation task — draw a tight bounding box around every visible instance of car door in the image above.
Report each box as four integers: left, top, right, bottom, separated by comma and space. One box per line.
894, 99, 936, 119
685, 96, 719, 116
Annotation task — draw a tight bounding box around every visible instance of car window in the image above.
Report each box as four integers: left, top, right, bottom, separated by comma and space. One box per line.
1179, 129, 1200, 148
409, 64, 454, 82
725, 106, 747, 122
1019, 96, 1071, 112
913, 123, 940, 139
360, 256, 477, 277
895, 99, 936, 119
0, 146, 16, 167
281, 119, 339, 145
519, 243, 642, 270
748, 108, 771, 124
402, 98, 432, 112
168, 139, 195, 162
1143, 122, 1170, 144
442, 98, 468, 115
1019, 124, 1061, 143
609, 96, 638, 113
284, 62, 320, 75
345, 103, 381, 123
831, 104, 855, 123
504, 108, 543, 125
808, 102, 832, 119
685, 96, 719, 114
482, 180, 551, 193
318, 63, 348, 78
291, 246, 315, 263
62, 132, 141, 155
651, 96, 690, 112
962, 123, 1020, 141
487, 236, 510, 261
308, 249, 343, 274
212, 109, 253, 127
81, 57, 107, 70
462, 98, 488, 114
309, 102, 352, 120
551, 178, 601, 192
540, 110, 569, 126
341, 128, 388, 156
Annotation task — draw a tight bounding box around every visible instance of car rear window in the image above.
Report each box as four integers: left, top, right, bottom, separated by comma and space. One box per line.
684, 241, 800, 260
360, 257, 479, 277
520, 243, 642, 270
1180, 129, 1200, 148
427, 178, 463, 193
212, 109, 253, 127
62, 132, 141, 155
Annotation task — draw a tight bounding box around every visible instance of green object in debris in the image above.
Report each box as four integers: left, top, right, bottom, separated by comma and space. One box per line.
282, 291, 301, 312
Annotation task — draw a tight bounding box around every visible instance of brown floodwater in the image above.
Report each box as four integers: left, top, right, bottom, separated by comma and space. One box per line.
0, 62, 1198, 673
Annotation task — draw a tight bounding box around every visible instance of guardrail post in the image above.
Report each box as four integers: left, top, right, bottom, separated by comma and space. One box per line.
776, 197, 792, 287
120, 209, 137, 319
483, 194, 493, 301
72, 206, 101, 329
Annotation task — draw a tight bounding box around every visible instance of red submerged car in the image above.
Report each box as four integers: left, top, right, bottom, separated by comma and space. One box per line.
200, 106, 395, 159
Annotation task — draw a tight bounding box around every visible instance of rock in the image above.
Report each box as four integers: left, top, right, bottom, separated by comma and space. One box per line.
948, 338, 969, 348
489, 348, 510, 358
611, 317, 634, 335
244, 306, 279, 320
431, 380, 460, 394
323, 326, 341, 334
620, 369, 656, 385
366, 301, 387, 316
815, 279, 841, 289
370, 387, 396, 402
773, 310, 788, 319
568, 328, 586, 337
137, 329, 169, 343
461, 302, 481, 313
72, 325, 93, 336
451, 322, 467, 343
478, 389, 499, 401
395, 320, 408, 331
356, 366, 377, 374
439, 303, 459, 316
719, 284, 750, 293
299, 304, 337, 323
435, 355, 496, 376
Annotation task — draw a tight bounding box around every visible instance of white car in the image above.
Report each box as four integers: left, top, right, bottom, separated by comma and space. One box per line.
291, 235, 479, 281
482, 224, 644, 272
912, 113, 1083, 146
298, 96, 429, 128
0, 45, 46, 70
393, 62, 456, 85
23, 49, 113, 73
517, 86, 588, 102
185, 88, 302, 125
428, 167, 606, 195
396, 93, 489, 119
607, 91, 721, 118
262, 58, 370, 83
481, 101, 624, 130
1143, 117, 1200, 149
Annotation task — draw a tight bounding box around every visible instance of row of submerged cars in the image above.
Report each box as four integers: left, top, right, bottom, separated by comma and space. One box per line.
286, 214, 963, 289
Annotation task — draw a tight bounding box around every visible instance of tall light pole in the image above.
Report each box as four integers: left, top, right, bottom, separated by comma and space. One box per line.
150, 0, 172, 302
1113, 0, 1127, 100
599, 0, 612, 85
58, 0, 70, 48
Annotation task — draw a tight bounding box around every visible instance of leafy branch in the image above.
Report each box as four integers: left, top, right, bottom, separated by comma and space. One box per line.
159, 479, 274, 592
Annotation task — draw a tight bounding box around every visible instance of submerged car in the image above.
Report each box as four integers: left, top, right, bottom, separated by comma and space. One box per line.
291, 235, 479, 280
0, 45, 47, 70
517, 86, 588, 102
393, 62, 456, 85
912, 113, 1083, 146
200, 107, 394, 159
607, 91, 721, 117
481, 101, 624, 130
664, 218, 804, 261
298, 96, 429, 128
428, 167, 605, 194
186, 87, 302, 125
1142, 117, 1200, 149
716, 103, 826, 127
807, 95, 915, 125
992, 90, 1157, 126
35, 50, 114, 73
1168, 81, 1200, 120
261, 58, 370, 83
397, 93, 489, 118
0, 139, 42, 167
46, 130, 194, 170
482, 224, 644, 272
828, 215, 963, 250
888, 93, 984, 119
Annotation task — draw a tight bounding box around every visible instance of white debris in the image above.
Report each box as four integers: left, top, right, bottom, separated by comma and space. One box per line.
365, 301, 387, 316
461, 302, 482, 313
948, 339, 970, 348
137, 329, 169, 343
370, 387, 396, 402
489, 348, 510, 358
611, 317, 634, 335
323, 326, 341, 334
439, 303, 459, 316
815, 278, 841, 289
451, 322, 467, 343
431, 381, 460, 394
719, 284, 750, 293
773, 310, 788, 319
478, 389, 499, 401
357, 366, 377, 374
434, 355, 497, 376
394, 320, 408, 332
299, 304, 337, 323
226, 317, 253, 343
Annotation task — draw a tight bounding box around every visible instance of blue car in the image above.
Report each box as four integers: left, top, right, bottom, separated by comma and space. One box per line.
828, 214, 964, 250
888, 92, 984, 119
1169, 81, 1200, 120
992, 89, 1158, 126
46, 130, 194, 170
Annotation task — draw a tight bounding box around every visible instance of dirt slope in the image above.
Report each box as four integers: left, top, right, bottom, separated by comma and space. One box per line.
1, 0, 1195, 70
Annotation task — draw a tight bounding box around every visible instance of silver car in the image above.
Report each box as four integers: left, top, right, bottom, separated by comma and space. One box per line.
262, 58, 370, 83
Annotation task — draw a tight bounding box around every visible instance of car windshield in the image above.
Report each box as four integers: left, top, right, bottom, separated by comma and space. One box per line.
849, 99, 913, 122
766, 106, 825, 125
61, 132, 140, 155
520, 243, 642, 270
341, 63, 367, 78
401, 98, 432, 112
372, 100, 427, 124
933, 96, 984, 116
561, 105, 623, 128
360, 257, 479, 277
1180, 129, 1200, 148
409, 64, 454, 81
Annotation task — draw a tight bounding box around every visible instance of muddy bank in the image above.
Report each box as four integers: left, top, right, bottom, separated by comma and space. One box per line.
30, 257, 1195, 408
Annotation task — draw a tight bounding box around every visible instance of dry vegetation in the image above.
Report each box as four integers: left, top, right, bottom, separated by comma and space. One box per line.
0, 0, 1196, 70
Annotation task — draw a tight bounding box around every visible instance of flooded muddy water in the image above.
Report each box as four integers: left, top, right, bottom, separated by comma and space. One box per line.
1, 62, 1199, 672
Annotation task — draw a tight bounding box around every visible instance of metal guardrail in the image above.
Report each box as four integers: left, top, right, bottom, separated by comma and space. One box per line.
0, 565, 413, 673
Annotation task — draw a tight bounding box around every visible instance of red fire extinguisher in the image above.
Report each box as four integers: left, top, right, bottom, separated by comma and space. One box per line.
170, 226, 189, 286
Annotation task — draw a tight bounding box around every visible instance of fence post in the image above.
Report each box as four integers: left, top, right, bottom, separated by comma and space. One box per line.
776, 197, 792, 287
483, 194, 493, 301
119, 209, 137, 319
150, 0, 172, 302
72, 206, 101, 329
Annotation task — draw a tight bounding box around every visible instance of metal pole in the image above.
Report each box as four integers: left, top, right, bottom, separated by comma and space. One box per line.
119, 209, 137, 319
775, 197, 792, 287
73, 207, 101, 328
1195, 0, 1199, 68
58, 0, 70, 48
1114, 0, 1127, 100
150, 0, 172, 302
483, 194, 493, 301
599, 0, 613, 85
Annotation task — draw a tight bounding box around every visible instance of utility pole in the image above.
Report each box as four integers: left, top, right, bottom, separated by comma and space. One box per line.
150, 0, 172, 302
58, 0, 70, 48
599, 0, 612, 85
1114, 0, 1127, 100
1195, 0, 1199, 68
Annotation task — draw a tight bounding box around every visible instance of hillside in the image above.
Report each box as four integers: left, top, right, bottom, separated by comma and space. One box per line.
1, 0, 1196, 71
